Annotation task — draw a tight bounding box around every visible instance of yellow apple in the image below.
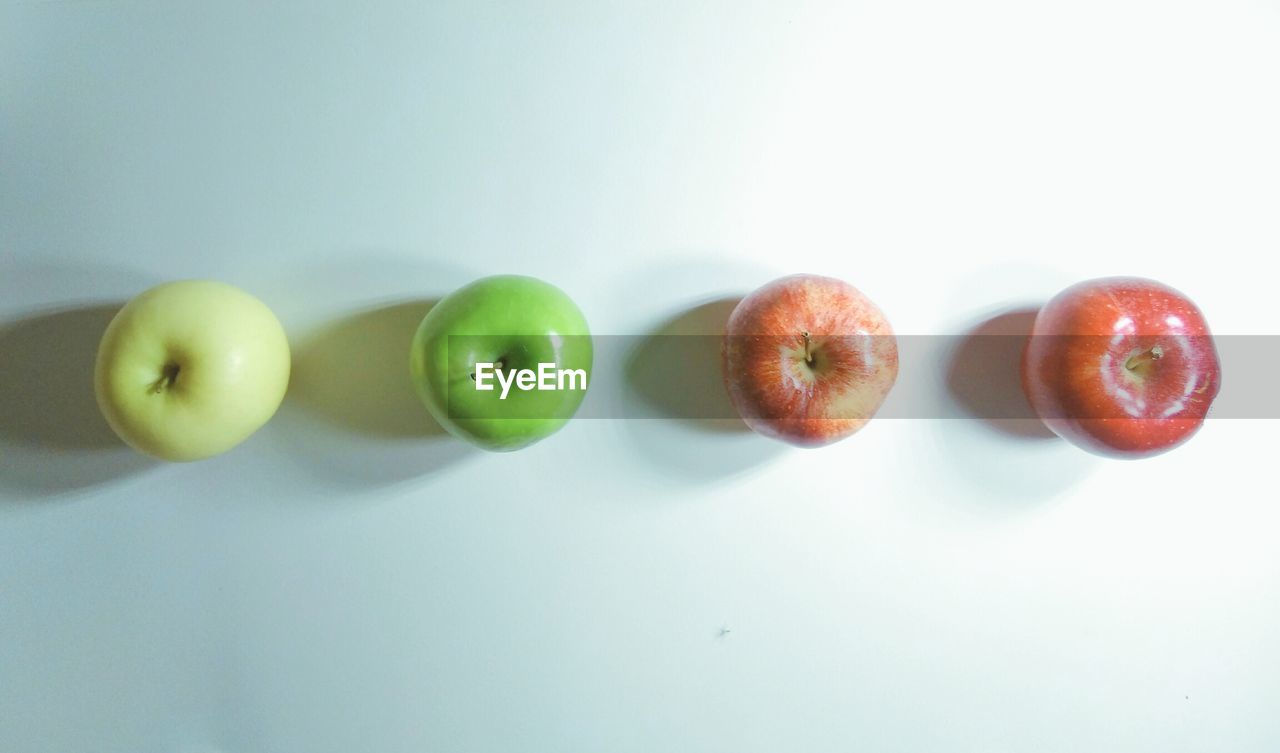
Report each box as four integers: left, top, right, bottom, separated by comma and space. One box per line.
94, 280, 291, 461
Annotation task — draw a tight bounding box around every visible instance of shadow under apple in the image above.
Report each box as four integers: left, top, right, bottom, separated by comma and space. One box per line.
0, 303, 158, 497
274, 300, 475, 487
919, 307, 1097, 512
620, 297, 783, 482
945, 307, 1056, 439
290, 301, 449, 438
626, 298, 747, 432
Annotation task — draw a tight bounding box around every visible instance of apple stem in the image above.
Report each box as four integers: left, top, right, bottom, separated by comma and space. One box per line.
471, 361, 505, 381
1125, 344, 1164, 371
151, 363, 180, 394
802, 331, 813, 364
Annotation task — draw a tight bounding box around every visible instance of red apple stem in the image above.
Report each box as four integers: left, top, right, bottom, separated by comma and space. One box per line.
1125, 344, 1164, 371
802, 331, 813, 364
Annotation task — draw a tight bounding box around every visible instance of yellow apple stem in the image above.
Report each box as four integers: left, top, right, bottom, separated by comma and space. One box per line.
1125, 344, 1164, 371
151, 363, 180, 394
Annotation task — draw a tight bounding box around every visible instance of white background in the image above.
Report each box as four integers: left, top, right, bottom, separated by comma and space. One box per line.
3, 1, 1279, 751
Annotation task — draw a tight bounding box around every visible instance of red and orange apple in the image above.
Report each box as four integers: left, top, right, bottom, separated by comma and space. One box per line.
721, 274, 898, 447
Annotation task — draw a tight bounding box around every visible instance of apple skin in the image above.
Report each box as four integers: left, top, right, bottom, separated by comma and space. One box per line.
1022, 277, 1221, 459
721, 274, 898, 447
409, 275, 592, 452
94, 280, 291, 462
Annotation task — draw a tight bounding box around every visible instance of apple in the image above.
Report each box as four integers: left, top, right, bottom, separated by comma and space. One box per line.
94, 280, 291, 461
721, 274, 898, 447
409, 275, 592, 451
1022, 276, 1221, 458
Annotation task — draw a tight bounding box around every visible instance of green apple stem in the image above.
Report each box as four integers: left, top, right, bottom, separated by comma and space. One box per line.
802, 332, 813, 364
1125, 344, 1164, 371
469, 361, 504, 381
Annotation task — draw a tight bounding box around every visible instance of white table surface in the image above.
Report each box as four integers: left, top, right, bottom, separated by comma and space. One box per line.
2, 1, 1278, 751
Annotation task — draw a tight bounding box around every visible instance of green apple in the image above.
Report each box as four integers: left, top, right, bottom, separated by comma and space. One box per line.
94, 280, 291, 461
409, 275, 592, 451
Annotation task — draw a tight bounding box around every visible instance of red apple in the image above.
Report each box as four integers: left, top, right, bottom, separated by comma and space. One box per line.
1022, 277, 1221, 458
722, 274, 898, 447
